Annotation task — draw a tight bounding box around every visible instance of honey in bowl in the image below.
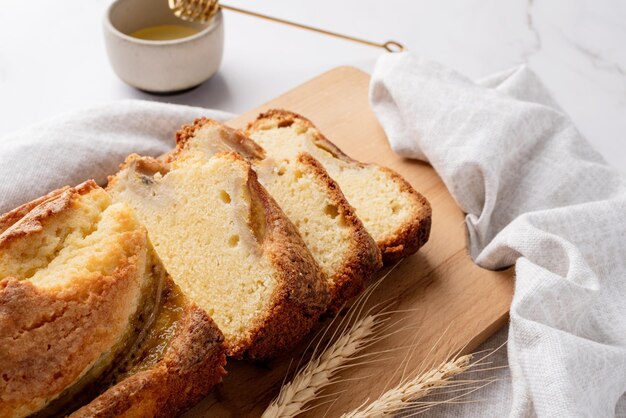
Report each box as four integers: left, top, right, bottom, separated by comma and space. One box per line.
130, 24, 199, 41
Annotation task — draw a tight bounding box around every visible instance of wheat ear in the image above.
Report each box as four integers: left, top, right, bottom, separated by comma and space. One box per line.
261, 264, 402, 418
340, 354, 473, 418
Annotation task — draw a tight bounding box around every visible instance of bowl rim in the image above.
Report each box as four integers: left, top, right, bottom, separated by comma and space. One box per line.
103, 0, 222, 46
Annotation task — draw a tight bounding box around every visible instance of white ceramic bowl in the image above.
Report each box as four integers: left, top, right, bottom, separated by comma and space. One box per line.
103, 0, 224, 93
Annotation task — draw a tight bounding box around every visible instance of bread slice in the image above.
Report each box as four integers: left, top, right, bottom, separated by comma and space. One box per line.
0, 181, 226, 417
71, 277, 226, 418
175, 119, 382, 311
107, 150, 329, 359
246, 110, 432, 264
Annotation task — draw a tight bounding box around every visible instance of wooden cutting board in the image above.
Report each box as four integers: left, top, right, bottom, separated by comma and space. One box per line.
184, 66, 513, 417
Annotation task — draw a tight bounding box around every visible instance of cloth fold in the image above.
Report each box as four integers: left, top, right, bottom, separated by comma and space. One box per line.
370, 53, 626, 417
0, 100, 232, 214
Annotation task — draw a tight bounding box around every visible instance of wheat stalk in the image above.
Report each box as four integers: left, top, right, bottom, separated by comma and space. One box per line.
262, 313, 387, 418
340, 354, 473, 418
261, 259, 497, 418
261, 264, 402, 418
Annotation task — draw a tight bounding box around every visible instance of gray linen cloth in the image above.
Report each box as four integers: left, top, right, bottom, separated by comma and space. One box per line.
370, 52, 626, 417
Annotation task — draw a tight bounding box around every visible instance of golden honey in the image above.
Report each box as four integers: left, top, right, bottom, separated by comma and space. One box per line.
130, 24, 199, 41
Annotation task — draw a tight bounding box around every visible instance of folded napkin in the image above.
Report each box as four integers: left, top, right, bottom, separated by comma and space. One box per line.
0, 100, 232, 214
370, 53, 626, 417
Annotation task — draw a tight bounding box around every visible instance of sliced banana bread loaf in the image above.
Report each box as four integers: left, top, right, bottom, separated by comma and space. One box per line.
175, 119, 382, 311
0, 181, 225, 418
246, 110, 432, 264
107, 150, 329, 359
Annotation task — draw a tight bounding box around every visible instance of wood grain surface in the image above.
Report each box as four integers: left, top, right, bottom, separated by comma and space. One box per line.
184, 66, 514, 417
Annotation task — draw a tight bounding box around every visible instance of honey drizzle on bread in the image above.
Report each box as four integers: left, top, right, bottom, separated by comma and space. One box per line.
71, 278, 226, 418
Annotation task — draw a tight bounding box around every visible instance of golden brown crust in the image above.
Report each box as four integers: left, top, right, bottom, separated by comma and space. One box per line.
247, 109, 432, 264
295, 153, 382, 311
173, 118, 265, 163
0, 186, 70, 235
232, 162, 329, 359
376, 166, 432, 263
71, 300, 226, 418
0, 180, 98, 250
175, 123, 331, 358
0, 181, 150, 418
247, 109, 359, 165
175, 119, 381, 312
110, 142, 330, 361
0, 182, 227, 417
166, 148, 329, 360
176, 124, 331, 358
0, 248, 145, 417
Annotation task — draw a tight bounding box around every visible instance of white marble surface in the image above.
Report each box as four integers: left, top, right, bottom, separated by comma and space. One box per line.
0, 0, 624, 172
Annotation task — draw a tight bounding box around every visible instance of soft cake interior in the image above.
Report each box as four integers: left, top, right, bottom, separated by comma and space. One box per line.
186, 122, 355, 288
249, 119, 413, 242
0, 188, 127, 283
108, 152, 279, 347
250, 157, 352, 285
